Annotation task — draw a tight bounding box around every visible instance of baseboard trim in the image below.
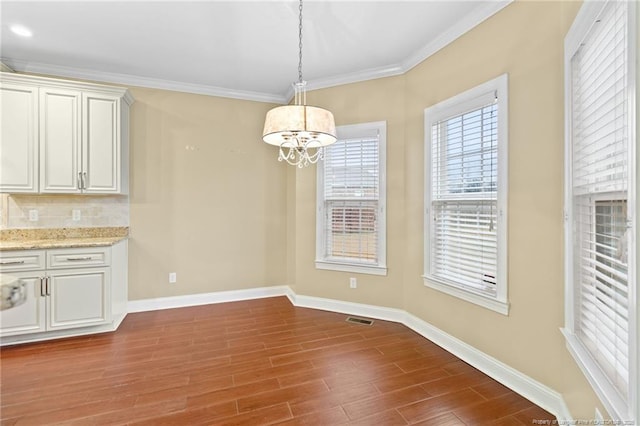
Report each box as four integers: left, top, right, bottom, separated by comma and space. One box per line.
127, 285, 572, 421
290, 293, 573, 421
401, 312, 571, 421
290, 293, 406, 322
127, 285, 290, 313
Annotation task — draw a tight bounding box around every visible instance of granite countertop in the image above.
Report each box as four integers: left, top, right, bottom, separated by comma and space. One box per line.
0, 227, 129, 251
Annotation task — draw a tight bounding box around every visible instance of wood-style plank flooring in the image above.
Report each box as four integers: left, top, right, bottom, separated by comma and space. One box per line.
0, 296, 555, 425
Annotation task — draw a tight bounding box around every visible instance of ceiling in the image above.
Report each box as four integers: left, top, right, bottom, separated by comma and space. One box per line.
0, 1, 511, 103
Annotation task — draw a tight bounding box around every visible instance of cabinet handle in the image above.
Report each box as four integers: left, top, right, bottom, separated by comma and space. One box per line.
82, 171, 87, 189
0, 260, 26, 265
77, 172, 83, 190
46, 277, 51, 296
40, 277, 45, 297
65, 257, 93, 261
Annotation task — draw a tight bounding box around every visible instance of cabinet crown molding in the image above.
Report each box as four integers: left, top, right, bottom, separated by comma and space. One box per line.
0, 72, 134, 105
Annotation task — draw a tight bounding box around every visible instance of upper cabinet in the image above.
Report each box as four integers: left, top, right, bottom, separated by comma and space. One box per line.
39, 88, 81, 193
0, 73, 134, 194
82, 93, 123, 193
0, 83, 38, 192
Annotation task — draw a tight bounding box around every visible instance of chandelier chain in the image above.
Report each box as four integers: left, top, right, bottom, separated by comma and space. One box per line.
261, 0, 336, 168
298, 0, 303, 83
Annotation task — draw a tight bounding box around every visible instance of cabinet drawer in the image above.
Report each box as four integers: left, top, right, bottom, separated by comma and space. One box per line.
0, 251, 45, 272
47, 247, 111, 269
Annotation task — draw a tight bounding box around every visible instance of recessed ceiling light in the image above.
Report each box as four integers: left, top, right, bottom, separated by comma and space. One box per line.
10, 25, 33, 38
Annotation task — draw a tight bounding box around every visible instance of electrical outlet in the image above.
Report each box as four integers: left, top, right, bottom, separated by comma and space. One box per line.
350, 277, 357, 289
169, 272, 177, 283
28, 209, 38, 221
72, 209, 81, 221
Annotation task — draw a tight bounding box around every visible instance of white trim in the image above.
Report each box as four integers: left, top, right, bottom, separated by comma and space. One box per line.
628, 3, 638, 424
285, 64, 404, 101
423, 276, 509, 316
315, 260, 387, 276
290, 292, 569, 422
297, 1, 513, 98
1, 71, 134, 105
288, 292, 405, 323
563, 1, 638, 422
0, 1, 512, 104
316, 121, 387, 273
0, 58, 286, 104
424, 73, 509, 313
402, 310, 572, 421
127, 285, 291, 313
564, 1, 608, 60
124, 285, 570, 422
561, 328, 630, 422
401, 0, 512, 72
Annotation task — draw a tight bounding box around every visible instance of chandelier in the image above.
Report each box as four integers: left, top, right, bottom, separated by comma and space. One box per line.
262, 0, 337, 168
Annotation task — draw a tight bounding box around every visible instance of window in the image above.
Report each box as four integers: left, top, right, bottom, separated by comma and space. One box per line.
424, 74, 508, 315
316, 121, 386, 275
563, 0, 637, 422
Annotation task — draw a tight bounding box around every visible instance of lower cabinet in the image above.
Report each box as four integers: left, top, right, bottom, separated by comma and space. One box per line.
0, 242, 127, 343
48, 267, 111, 331
0, 272, 45, 336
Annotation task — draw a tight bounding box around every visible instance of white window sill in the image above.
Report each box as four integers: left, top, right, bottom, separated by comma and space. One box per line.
560, 328, 630, 421
315, 260, 387, 276
423, 276, 509, 315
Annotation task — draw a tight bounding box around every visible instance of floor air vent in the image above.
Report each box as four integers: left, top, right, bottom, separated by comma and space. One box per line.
346, 316, 374, 326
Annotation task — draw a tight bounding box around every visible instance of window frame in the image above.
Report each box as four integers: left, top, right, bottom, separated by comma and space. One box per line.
315, 121, 387, 276
562, 0, 637, 422
423, 74, 509, 315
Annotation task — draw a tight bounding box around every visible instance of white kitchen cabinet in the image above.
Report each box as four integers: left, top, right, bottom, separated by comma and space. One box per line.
0, 272, 46, 336
0, 72, 133, 194
0, 83, 38, 193
39, 88, 81, 193
82, 92, 122, 193
0, 241, 127, 343
48, 268, 110, 330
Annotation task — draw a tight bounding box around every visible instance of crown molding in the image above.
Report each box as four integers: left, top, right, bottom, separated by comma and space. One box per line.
401, 0, 513, 72
0, 58, 286, 104
286, 0, 512, 102
284, 64, 405, 101
1, 1, 512, 105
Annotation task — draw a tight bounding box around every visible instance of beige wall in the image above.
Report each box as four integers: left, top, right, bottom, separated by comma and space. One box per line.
89, 0, 613, 419
404, 1, 602, 419
1, 0, 627, 419
291, 0, 603, 420
293, 75, 406, 307
127, 87, 288, 300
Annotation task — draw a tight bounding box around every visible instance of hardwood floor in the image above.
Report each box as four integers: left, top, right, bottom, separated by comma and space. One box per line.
0, 296, 555, 425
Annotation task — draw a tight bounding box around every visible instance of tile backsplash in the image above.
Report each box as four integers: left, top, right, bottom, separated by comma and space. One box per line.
0, 194, 129, 229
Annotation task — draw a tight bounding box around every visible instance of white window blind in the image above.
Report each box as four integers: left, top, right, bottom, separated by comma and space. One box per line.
324, 137, 379, 262
316, 122, 386, 275
566, 0, 634, 415
431, 104, 498, 296
424, 74, 508, 314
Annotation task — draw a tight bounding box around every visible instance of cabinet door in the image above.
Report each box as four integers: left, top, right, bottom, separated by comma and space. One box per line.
0, 273, 46, 337
40, 88, 82, 193
47, 268, 111, 330
82, 93, 120, 193
0, 83, 38, 193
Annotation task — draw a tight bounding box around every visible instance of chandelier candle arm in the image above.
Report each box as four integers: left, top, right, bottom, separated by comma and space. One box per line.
261, 0, 337, 168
